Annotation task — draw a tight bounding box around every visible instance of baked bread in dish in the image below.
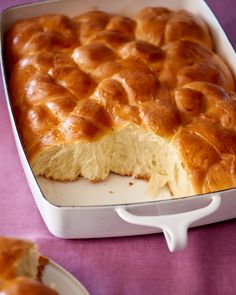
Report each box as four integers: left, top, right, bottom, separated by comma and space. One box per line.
5, 7, 236, 197
0, 237, 59, 295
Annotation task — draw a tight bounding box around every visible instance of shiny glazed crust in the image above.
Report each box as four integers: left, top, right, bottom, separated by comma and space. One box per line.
5, 7, 236, 196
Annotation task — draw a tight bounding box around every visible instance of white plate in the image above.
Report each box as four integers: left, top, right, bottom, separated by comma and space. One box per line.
42, 260, 90, 295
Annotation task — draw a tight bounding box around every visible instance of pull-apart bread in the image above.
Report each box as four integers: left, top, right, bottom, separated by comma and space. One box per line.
0, 237, 59, 294
6, 7, 236, 197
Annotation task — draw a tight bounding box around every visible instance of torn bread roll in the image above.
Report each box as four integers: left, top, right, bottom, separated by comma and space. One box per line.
0, 237, 59, 295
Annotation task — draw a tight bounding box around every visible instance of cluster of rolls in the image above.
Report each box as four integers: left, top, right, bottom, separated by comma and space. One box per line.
0, 237, 59, 295
6, 7, 236, 197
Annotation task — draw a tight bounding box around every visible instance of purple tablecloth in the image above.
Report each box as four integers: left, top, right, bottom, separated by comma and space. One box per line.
0, 1, 236, 294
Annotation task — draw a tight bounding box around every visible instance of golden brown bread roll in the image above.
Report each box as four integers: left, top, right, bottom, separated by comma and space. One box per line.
5, 7, 236, 197
0, 237, 59, 295
135, 7, 213, 48
6, 14, 78, 72
159, 40, 234, 91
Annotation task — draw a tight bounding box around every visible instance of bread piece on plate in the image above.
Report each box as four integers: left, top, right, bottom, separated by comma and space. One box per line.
5, 7, 236, 198
0, 237, 59, 295
0, 237, 44, 281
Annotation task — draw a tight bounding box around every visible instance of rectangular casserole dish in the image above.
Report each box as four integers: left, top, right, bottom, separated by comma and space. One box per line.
1, 0, 236, 252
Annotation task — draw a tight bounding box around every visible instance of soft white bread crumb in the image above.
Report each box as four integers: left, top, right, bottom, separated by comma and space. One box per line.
32, 123, 194, 197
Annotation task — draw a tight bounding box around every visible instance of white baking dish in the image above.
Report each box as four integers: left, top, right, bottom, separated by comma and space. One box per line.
1, 0, 236, 252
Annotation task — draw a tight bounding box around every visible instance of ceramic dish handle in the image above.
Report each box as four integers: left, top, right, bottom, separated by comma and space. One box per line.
116, 194, 221, 252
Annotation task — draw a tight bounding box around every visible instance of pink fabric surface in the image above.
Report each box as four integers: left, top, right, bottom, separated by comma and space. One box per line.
0, 1, 236, 294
